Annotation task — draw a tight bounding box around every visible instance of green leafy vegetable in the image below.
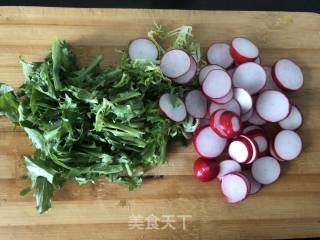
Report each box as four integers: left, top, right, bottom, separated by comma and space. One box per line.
0, 24, 200, 214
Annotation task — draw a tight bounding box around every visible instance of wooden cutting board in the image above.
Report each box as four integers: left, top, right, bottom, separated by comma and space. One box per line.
0, 7, 319, 240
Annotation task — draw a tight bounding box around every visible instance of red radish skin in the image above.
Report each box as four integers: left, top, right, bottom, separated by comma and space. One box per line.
210, 110, 242, 139
272, 59, 304, 91
252, 156, 281, 184
160, 49, 191, 78
209, 99, 241, 116
261, 66, 280, 92
159, 93, 186, 122
233, 88, 253, 114
246, 129, 268, 155
232, 172, 251, 195
185, 90, 207, 118
172, 55, 197, 84
218, 160, 242, 180
273, 130, 302, 161
240, 134, 259, 164
228, 135, 254, 163
193, 157, 220, 182
211, 88, 233, 104
199, 65, 224, 85
279, 105, 303, 130
242, 170, 262, 194
207, 43, 234, 69
269, 138, 284, 161
128, 38, 158, 61
221, 173, 250, 203
202, 70, 232, 100
193, 126, 227, 158
230, 37, 259, 63
210, 109, 228, 138
232, 62, 267, 95
255, 90, 291, 123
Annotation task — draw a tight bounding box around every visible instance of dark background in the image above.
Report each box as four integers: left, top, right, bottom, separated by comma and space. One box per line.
0, 0, 319, 12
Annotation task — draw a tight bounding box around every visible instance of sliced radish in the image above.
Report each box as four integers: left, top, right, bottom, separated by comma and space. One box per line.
269, 138, 283, 161
240, 108, 253, 122
210, 110, 242, 139
255, 90, 291, 122
274, 130, 302, 161
242, 170, 262, 194
202, 70, 232, 99
211, 88, 233, 104
218, 160, 242, 180
228, 135, 254, 163
207, 43, 234, 69
261, 66, 280, 91
246, 129, 268, 154
242, 125, 262, 134
233, 88, 253, 114
193, 157, 220, 182
193, 126, 227, 158
199, 65, 224, 85
185, 90, 207, 118
241, 135, 258, 164
272, 59, 304, 91
232, 62, 266, 94
128, 38, 158, 61
173, 55, 197, 84
159, 93, 186, 122
279, 105, 303, 130
230, 37, 259, 63
248, 110, 267, 125
251, 156, 281, 184
160, 49, 190, 78
209, 99, 241, 116
221, 173, 249, 203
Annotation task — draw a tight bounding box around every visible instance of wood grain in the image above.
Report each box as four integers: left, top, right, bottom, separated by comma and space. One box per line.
0, 7, 319, 240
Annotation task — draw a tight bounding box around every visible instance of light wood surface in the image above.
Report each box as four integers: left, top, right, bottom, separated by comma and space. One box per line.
0, 7, 319, 240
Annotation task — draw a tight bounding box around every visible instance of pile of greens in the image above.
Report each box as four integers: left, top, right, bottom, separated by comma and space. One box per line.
0, 25, 200, 213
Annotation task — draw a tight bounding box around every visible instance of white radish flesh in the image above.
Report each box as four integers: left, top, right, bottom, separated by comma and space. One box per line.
185, 90, 207, 118
251, 156, 281, 184
274, 130, 302, 161
233, 88, 253, 114
199, 65, 224, 85
160, 49, 190, 78
279, 105, 303, 130
218, 160, 242, 180
221, 173, 249, 203
211, 89, 233, 104
173, 55, 197, 84
228, 138, 251, 163
202, 70, 232, 99
248, 110, 267, 125
241, 135, 258, 164
272, 59, 304, 91
207, 43, 234, 69
261, 66, 280, 91
159, 93, 186, 122
240, 108, 253, 122
230, 37, 259, 63
255, 90, 290, 122
246, 129, 268, 154
193, 126, 227, 158
242, 170, 262, 194
269, 138, 284, 161
232, 62, 266, 95
209, 99, 241, 116
128, 38, 158, 61
242, 125, 262, 134
210, 110, 241, 139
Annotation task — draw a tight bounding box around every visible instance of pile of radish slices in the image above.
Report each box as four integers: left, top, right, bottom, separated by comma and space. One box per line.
129, 36, 304, 204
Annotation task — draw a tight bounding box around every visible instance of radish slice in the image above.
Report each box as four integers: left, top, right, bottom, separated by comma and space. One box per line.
160, 49, 190, 78
233, 88, 253, 114
128, 38, 158, 61
209, 99, 241, 116
261, 66, 280, 91
199, 65, 224, 85
173, 55, 197, 84
242, 125, 262, 134
272, 59, 304, 91
185, 90, 207, 118
274, 130, 302, 161
210, 110, 241, 139
241, 135, 258, 164
252, 156, 281, 184
218, 160, 242, 180
248, 110, 267, 125
228, 136, 253, 163
232, 62, 266, 95
202, 70, 232, 99
279, 105, 303, 130
254, 57, 261, 64
246, 129, 268, 154
159, 93, 186, 122
193, 126, 227, 158
230, 37, 259, 63
240, 108, 253, 122
269, 138, 284, 161
255, 90, 291, 122
242, 170, 262, 194
210, 109, 228, 138
211, 89, 233, 104
207, 43, 234, 69
221, 173, 249, 203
